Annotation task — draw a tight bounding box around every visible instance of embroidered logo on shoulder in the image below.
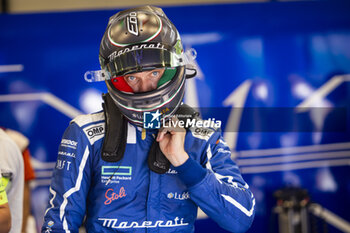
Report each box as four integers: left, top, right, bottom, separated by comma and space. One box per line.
83, 122, 105, 145
190, 127, 215, 141
86, 124, 104, 138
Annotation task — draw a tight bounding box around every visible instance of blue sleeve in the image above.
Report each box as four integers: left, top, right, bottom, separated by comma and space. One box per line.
175, 131, 255, 233
42, 122, 92, 233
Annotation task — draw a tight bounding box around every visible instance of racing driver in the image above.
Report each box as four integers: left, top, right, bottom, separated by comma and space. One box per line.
42, 5, 255, 233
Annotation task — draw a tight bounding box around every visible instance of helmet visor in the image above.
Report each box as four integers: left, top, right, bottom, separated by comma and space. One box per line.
110, 67, 177, 93
105, 46, 183, 77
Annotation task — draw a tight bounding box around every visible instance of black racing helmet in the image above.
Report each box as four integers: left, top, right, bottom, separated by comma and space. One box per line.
99, 5, 195, 126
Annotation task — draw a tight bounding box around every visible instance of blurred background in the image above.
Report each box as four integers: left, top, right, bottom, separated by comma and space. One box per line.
0, 0, 350, 232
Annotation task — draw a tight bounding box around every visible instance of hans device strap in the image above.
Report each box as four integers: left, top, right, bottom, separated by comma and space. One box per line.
147, 104, 199, 174
147, 140, 171, 174
101, 93, 199, 173
101, 93, 128, 162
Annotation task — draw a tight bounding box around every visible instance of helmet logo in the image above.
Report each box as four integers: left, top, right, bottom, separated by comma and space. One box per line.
127, 12, 139, 36
107, 12, 163, 47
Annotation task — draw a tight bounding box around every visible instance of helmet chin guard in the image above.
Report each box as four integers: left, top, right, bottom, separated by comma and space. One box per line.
98, 6, 195, 126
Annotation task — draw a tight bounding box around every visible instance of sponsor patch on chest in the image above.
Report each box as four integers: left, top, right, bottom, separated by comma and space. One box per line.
101, 166, 133, 185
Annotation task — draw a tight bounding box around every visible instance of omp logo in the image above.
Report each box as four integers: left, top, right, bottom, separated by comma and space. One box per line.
194, 128, 212, 136
83, 123, 105, 145
127, 12, 138, 36
86, 125, 104, 139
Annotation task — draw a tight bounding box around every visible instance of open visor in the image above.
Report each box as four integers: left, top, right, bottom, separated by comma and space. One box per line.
84, 47, 196, 83
106, 47, 184, 78
110, 67, 177, 93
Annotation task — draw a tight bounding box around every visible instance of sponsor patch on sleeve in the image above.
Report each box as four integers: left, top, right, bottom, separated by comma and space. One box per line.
60, 139, 78, 150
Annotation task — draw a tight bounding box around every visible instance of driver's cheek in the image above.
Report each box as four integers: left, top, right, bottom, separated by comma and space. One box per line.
128, 82, 140, 92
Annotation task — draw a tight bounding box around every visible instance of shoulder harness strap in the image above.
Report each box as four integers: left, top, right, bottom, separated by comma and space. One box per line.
101, 93, 128, 162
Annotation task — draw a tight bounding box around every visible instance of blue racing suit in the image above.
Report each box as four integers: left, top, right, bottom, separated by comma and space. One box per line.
42, 111, 255, 233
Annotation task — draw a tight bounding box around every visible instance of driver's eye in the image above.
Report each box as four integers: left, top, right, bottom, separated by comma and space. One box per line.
151, 71, 159, 77
127, 76, 136, 82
